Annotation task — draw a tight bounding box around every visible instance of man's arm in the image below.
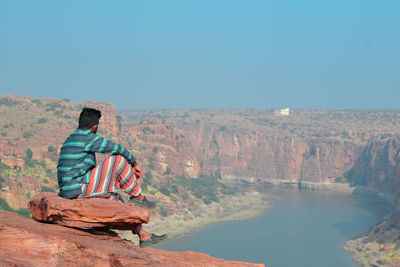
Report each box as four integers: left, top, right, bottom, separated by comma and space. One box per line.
85, 134, 136, 164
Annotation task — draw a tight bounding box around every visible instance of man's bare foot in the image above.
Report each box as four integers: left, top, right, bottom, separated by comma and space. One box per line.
139, 234, 168, 247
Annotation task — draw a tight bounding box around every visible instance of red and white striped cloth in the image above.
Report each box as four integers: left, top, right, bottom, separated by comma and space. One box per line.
79, 155, 141, 201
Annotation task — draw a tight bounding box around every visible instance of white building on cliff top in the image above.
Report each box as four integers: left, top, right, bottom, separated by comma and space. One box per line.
274, 108, 290, 116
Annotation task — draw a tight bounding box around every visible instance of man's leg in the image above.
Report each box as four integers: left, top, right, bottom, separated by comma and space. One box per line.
132, 224, 151, 240
81, 155, 142, 199
80, 155, 165, 245
132, 224, 168, 247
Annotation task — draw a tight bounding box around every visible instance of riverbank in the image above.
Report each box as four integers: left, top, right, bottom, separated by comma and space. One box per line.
344, 212, 400, 267
121, 190, 272, 244
229, 177, 395, 204
150, 188, 390, 266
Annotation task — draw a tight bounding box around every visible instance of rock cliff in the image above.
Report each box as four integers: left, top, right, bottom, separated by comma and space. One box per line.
0, 210, 263, 266
123, 110, 400, 198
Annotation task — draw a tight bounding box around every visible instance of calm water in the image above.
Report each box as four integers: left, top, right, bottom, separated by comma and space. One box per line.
155, 188, 392, 267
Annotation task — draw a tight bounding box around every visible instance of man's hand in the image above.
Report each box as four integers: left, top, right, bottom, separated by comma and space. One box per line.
132, 161, 143, 179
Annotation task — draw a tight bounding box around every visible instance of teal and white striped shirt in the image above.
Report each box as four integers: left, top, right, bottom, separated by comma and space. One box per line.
57, 128, 135, 198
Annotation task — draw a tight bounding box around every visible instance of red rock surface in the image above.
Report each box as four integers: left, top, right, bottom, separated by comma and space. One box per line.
0, 211, 264, 266
28, 192, 150, 230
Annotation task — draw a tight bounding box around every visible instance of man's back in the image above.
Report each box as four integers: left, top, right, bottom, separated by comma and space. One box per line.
57, 128, 135, 198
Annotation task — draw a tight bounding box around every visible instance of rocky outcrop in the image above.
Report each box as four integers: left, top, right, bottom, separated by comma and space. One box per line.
344, 213, 400, 267
28, 193, 150, 230
0, 210, 264, 266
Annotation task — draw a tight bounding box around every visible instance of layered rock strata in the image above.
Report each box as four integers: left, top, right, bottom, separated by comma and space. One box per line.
0, 210, 264, 266
28, 192, 150, 230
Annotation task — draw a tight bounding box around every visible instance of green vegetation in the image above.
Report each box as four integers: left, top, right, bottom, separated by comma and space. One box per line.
0, 198, 31, 218
0, 162, 10, 171
159, 204, 168, 216
47, 145, 56, 152
142, 127, 155, 134
0, 175, 5, 188
165, 167, 172, 175
23, 148, 39, 168
116, 115, 122, 132
334, 176, 347, 183
41, 185, 56, 193
152, 146, 159, 154
141, 171, 157, 192
0, 97, 19, 106
44, 101, 62, 111
3, 123, 13, 128
344, 169, 366, 186
31, 99, 42, 106
175, 176, 237, 205
147, 156, 154, 169
37, 117, 47, 124
54, 110, 64, 117
23, 131, 33, 138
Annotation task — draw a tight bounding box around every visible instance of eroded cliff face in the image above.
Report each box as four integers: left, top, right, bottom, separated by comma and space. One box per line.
126, 115, 400, 197
178, 122, 363, 183
186, 124, 400, 194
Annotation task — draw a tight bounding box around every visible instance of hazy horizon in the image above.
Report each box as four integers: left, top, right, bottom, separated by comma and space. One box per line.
1, 0, 399, 110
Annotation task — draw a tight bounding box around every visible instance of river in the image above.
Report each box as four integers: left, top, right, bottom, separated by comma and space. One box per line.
154, 187, 392, 267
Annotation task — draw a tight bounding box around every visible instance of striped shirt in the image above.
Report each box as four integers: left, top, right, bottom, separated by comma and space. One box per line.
57, 128, 135, 198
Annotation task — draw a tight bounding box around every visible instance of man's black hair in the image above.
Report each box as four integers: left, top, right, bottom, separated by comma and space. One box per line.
79, 108, 101, 129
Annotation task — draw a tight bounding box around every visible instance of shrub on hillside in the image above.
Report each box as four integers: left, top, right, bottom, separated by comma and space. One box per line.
147, 157, 154, 169
142, 127, 155, 134
0, 198, 31, 218
24, 148, 39, 167
116, 115, 122, 132
159, 186, 171, 196
23, 131, 33, 138
0, 97, 19, 106
0, 161, 10, 171
0, 175, 5, 188
41, 185, 56, 193
175, 176, 222, 204
37, 117, 48, 124
31, 99, 42, 106
159, 204, 168, 217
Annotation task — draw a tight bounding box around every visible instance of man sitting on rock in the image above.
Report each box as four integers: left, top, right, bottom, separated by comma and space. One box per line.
57, 107, 166, 247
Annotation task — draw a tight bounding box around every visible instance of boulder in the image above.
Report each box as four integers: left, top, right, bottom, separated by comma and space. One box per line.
0, 211, 264, 266
28, 192, 150, 230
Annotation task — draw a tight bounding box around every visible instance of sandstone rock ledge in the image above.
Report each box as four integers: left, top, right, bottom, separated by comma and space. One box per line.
27, 192, 150, 230
0, 203, 264, 267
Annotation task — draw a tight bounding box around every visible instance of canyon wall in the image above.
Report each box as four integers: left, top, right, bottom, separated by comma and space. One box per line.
126, 116, 400, 198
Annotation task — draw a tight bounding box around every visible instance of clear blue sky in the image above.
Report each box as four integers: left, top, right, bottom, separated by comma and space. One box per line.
0, 0, 399, 110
